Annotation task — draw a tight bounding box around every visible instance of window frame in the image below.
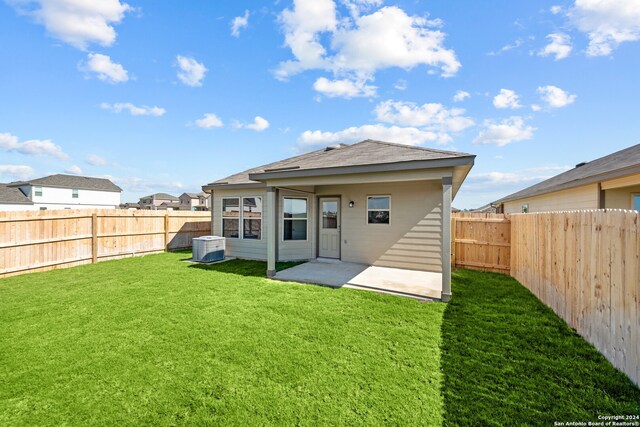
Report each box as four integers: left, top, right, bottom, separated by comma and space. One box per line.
72, 189, 79, 199
632, 193, 640, 212
366, 195, 391, 225
242, 196, 263, 240
220, 196, 263, 240
282, 196, 309, 242
221, 197, 241, 239
522, 203, 529, 214
34, 186, 42, 197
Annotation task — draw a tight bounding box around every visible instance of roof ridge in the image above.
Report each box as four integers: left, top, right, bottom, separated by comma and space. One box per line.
360, 139, 474, 157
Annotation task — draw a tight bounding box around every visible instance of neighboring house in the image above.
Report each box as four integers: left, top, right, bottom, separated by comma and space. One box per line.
202, 139, 475, 300
139, 193, 179, 210
495, 143, 640, 214
3, 174, 121, 210
179, 192, 210, 211
470, 203, 498, 214
0, 184, 36, 211
119, 202, 141, 210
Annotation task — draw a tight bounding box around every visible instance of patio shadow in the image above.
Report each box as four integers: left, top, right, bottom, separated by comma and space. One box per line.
188, 259, 303, 278
440, 269, 640, 426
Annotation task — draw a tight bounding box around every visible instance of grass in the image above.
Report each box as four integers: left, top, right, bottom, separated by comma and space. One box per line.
441, 269, 640, 426
1, 255, 638, 426
0, 252, 445, 426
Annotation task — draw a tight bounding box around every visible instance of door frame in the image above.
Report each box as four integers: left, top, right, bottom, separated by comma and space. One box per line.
317, 196, 341, 259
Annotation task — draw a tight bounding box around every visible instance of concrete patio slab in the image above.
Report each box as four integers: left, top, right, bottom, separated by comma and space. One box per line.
274, 259, 442, 300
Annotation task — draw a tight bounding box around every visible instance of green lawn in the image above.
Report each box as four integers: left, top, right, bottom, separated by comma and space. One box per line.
1, 253, 638, 426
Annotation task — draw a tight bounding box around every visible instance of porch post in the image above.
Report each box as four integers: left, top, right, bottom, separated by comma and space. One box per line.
266, 186, 277, 277
441, 176, 452, 302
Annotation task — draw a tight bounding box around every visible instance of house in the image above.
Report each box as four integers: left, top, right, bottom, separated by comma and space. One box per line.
179, 192, 210, 211
0, 184, 35, 211
495, 143, 640, 213
119, 202, 141, 210
3, 174, 121, 210
202, 139, 475, 301
138, 193, 179, 210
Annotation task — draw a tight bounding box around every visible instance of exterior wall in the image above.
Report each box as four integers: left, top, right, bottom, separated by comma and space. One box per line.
25, 185, 120, 209
278, 189, 316, 261
0, 203, 37, 211
212, 180, 444, 272
316, 180, 443, 272
212, 188, 268, 260
604, 184, 640, 210
502, 183, 598, 214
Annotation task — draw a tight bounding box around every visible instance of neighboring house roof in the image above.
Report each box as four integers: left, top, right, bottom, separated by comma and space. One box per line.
140, 193, 179, 201
0, 184, 33, 205
160, 201, 181, 207
495, 143, 640, 204
204, 139, 475, 189
8, 174, 122, 192
180, 192, 199, 199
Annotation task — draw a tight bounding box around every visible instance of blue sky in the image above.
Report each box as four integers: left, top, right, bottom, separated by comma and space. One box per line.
1, 0, 639, 208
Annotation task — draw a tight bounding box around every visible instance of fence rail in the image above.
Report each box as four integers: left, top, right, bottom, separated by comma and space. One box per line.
0, 209, 211, 278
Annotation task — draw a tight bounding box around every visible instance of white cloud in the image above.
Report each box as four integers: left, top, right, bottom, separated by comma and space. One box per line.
65, 165, 83, 175
472, 116, 535, 147
550, 5, 563, 14
276, 2, 459, 82
531, 104, 542, 111
538, 33, 572, 60
568, 0, 640, 56
488, 37, 524, 55
0, 164, 36, 181
298, 124, 448, 148
231, 10, 249, 37
82, 53, 128, 83
493, 89, 522, 109
100, 102, 165, 116
176, 55, 207, 87
374, 100, 474, 132
313, 77, 377, 98
341, 0, 383, 17
195, 113, 224, 129
537, 85, 576, 108
85, 154, 108, 166
7, 0, 131, 50
0, 132, 69, 160
235, 116, 270, 132
393, 79, 407, 91
453, 90, 470, 102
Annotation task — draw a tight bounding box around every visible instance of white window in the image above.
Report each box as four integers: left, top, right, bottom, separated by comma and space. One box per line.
222, 198, 240, 238
242, 197, 262, 239
72, 189, 79, 199
283, 197, 307, 240
367, 196, 390, 224
522, 204, 529, 213
34, 187, 42, 197
221, 196, 263, 239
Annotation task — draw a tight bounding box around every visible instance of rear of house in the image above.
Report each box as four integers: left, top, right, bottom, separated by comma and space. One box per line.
495, 143, 640, 213
203, 140, 475, 300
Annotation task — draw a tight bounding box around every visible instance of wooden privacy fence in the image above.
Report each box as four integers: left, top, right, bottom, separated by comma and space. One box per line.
451, 212, 511, 274
511, 210, 639, 387
0, 209, 211, 278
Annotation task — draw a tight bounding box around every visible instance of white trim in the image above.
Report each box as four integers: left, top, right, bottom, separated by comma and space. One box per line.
632, 193, 640, 211
221, 197, 240, 239
366, 195, 391, 225
282, 196, 309, 242
221, 196, 263, 240
242, 196, 263, 241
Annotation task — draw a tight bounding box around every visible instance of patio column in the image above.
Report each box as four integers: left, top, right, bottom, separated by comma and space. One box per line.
266, 186, 277, 277
441, 176, 452, 302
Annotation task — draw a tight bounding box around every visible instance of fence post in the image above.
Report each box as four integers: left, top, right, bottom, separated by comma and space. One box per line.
91, 213, 98, 264
164, 213, 170, 251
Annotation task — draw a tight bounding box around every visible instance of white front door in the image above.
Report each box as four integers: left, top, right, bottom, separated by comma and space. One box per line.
319, 197, 340, 258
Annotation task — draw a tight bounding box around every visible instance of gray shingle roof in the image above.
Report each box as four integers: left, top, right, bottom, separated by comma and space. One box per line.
0, 184, 32, 204
141, 193, 179, 201
182, 192, 199, 198
206, 139, 474, 186
9, 174, 122, 192
495, 143, 640, 204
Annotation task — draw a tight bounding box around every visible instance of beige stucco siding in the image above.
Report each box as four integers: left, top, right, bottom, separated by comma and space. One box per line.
503, 183, 598, 213
605, 184, 640, 209
212, 188, 268, 260
316, 180, 443, 272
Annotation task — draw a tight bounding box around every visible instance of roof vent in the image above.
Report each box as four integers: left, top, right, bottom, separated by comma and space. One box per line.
325, 143, 345, 151
575, 161, 588, 168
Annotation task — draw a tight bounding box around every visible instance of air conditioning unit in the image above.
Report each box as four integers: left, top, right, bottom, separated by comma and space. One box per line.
192, 236, 225, 263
